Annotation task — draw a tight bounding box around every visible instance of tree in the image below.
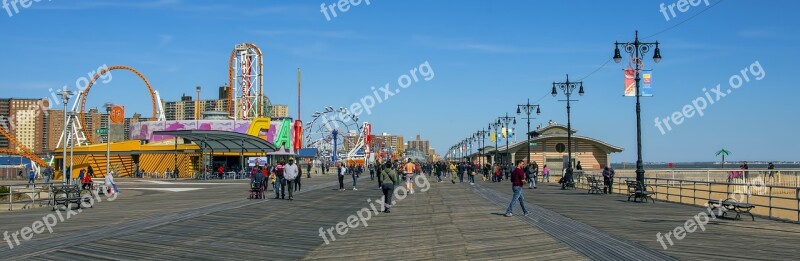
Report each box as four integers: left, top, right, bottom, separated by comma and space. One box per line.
715, 149, 731, 168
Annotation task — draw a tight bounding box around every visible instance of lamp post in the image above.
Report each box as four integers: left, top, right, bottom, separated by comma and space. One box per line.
551, 74, 584, 185
195, 86, 201, 127
476, 129, 488, 165
488, 122, 501, 165
104, 102, 114, 175
497, 113, 516, 166
614, 30, 662, 186
57, 88, 74, 184
517, 99, 541, 166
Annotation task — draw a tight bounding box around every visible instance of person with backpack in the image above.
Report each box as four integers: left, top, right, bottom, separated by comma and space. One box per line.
274, 161, 286, 199
379, 161, 398, 213
602, 166, 615, 194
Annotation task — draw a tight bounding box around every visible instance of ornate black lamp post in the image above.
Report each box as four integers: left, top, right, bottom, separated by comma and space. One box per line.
614, 30, 662, 186
517, 99, 541, 165
497, 113, 516, 166
551, 74, 584, 184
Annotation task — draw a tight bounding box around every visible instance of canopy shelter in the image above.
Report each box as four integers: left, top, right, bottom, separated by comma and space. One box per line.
152, 130, 278, 154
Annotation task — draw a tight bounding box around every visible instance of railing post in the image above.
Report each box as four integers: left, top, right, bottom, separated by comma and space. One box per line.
31, 182, 35, 209
679, 180, 683, 204
8, 185, 12, 211
693, 181, 696, 206
768, 186, 773, 219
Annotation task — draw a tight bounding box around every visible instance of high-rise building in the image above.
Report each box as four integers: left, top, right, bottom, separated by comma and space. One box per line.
163, 93, 229, 121
407, 134, 430, 156
0, 98, 49, 153
373, 133, 404, 158
270, 104, 289, 118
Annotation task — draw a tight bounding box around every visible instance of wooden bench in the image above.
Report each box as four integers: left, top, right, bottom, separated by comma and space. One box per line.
626, 180, 656, 203
586, 176, 604, 194
708, 198, 755, 221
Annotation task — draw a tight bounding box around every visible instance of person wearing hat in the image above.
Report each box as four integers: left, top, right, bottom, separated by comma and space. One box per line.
284, 158, 299, 200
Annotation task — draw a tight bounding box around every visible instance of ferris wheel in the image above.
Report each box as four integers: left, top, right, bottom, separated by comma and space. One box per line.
304, 106, 362, 162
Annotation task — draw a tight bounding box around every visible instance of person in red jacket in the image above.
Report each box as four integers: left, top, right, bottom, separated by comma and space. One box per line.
505, 160, 531, 217
81, 172, 93, 190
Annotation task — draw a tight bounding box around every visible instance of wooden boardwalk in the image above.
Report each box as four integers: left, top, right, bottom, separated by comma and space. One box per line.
0, 174, 797, 260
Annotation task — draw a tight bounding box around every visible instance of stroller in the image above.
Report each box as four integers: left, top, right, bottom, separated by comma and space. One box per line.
249, 177, 265, 199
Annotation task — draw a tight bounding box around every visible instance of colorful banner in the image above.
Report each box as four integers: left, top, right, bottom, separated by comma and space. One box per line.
490, 132, 496, 143
624, 69, 653, 97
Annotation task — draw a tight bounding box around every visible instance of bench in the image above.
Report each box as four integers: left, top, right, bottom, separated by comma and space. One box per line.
50, 185, 87, 211
626, 180, 656, 203
708, 198, 755, 221
587, 176, 604, 194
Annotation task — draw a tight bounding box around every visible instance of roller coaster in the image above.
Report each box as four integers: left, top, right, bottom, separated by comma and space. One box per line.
0, 42, 269, 172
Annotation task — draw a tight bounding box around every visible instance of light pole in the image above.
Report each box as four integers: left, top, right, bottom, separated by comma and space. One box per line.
104, 102, 114, 175
551, 74, 584, 186
57, 88, 74, 184
195, 86, 201, 127
488, 122, 500, 165
497, 113, 516, 166
517, 99, 541, 166
614, 30, 662, 186
476, 129, 488, 165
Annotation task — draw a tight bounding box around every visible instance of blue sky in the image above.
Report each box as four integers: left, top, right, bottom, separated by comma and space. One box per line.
0, 0, 797, 162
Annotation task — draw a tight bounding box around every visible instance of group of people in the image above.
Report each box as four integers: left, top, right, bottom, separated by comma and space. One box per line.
249, 158, 303, 200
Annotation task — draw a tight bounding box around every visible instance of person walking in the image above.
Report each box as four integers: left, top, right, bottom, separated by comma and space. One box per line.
379, 161, 397, 213
26, 168, 36, 188
526, 162, 537, 189
338, 163, 346, 191
602, 166, 615, 194
78, 168, 85, 185
274, 161, 286, 199
296, 163, 303, 192
284, 159, 299, 200
505, 160, 531, 217
105, 170, 119, 195
449, 162, 457, 184
542, 165, 550, 183
767, 162, 776, 183
352, 163, 359, 190
403, 158, 416, 194
306, 163, 312, 178
43, 166, 53, 184
529, 161, 538, 189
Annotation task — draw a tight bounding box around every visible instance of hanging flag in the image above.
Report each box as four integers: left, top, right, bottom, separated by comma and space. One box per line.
624, 69, 654, 97
642, 70, 653, 97
490, 132, 496, 142
624, 69, 635, 96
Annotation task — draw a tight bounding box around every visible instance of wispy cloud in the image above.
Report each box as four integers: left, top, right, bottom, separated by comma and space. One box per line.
411, 35, 601, 54
0, 81, 59, 92
34, 0, 181, 10
251, 29, 363, 39
738, 28, 779, 39
158, 34, 174, 48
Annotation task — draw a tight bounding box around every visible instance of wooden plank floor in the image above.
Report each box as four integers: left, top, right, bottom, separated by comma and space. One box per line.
3, 173, 797, 260
477, 180, 800, 260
